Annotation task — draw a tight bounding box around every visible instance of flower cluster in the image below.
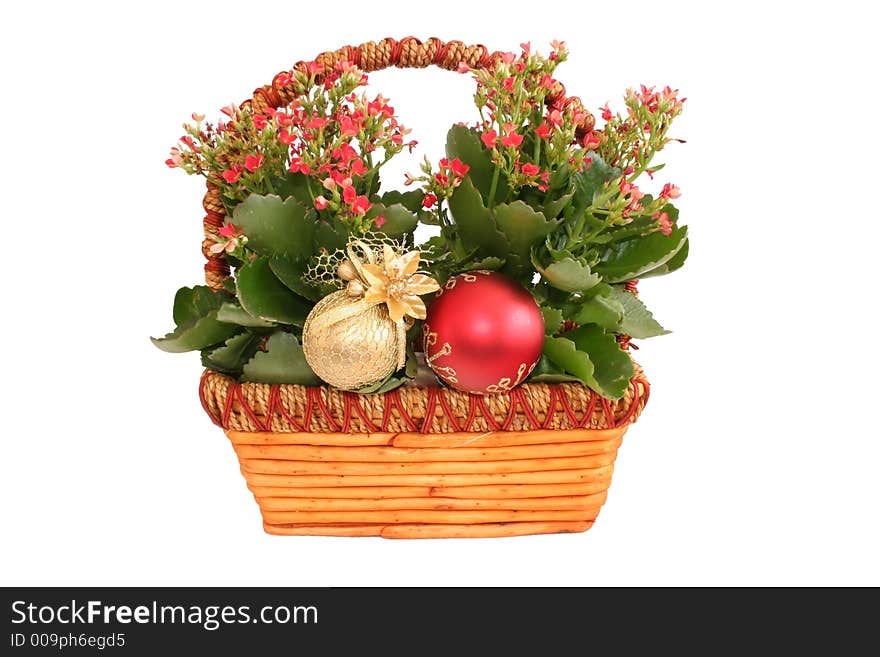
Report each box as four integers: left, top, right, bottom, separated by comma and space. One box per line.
406, 156, 470, 208
166, 60, 416, 231
208, 223, 248, 257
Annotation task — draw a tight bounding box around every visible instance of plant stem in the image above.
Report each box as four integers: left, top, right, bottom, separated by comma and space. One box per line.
487, 162, 501, 208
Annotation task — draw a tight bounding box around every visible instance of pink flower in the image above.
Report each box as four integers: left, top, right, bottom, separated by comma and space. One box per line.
540, 74, 555, 90
499, 52, 516, 65
653, 211, 673, 236
222, 165, 242, 183
322, 177, 336, 191
306, 61, 323, 76
660, 183, 681, 199
503, 77, 515, 92
373, 214, 386, 228
288, 157, 310, 175
582, 132, 600, 150
220, 103, 238, 118
343, 185, 356, 205
339, 115, 359, 137
501, 127, 523, 148
165, 147, 183, 168
535, 123, 551, 140
253, 114, 268, 130
449, 158, 470, 178
314, 196, 329, 210
218, 223, 240, 239
279, 129, 296, 145
520, 42, 531, 56
422, 192, 438, 208
244, 154, 263, 172
351, 195, 371, 215
457, 62, 470, 74
522, 163, 540, 177
481, 129, 498, 149
350, 159, 368, 176
306, 116, 327, 129
601, 103, 612, 121
191, 112, 205, 122
434, 172, 449, 186
547, 109, 563, 126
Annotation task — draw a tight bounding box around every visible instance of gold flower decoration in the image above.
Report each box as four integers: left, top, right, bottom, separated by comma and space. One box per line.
360, 245, 440, 322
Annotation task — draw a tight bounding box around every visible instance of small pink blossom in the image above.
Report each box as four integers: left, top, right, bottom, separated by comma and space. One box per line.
653, 211, 673, 236
601, 103, 612, 121
191, 112, 205, 122
244, 154, 263, 172
481, 129, 498, 149
457, 62, 470, 74
350, 159, 368, 176
373, 214, 386, 228
314, 196, 329, 210
422, 193, 438, 208
535, 123, 551, 140
448, 158, 470, 178
351, 195, 371, 215
342, 185, 356, 205
222, 165, 242, 183
165, 147, 183, 168
253, 114, 268, 130
660, 183, 681, 199
582, 132, 600, 150
522, 163, 540, 177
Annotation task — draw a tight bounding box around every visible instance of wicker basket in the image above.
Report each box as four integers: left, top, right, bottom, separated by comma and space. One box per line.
195, 38, 650, 538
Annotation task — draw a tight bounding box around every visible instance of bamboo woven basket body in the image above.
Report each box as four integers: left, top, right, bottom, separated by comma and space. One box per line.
195, 38, 650, 538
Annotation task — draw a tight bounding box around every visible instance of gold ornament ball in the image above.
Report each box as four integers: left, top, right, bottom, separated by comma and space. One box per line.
302, 290, 401, 391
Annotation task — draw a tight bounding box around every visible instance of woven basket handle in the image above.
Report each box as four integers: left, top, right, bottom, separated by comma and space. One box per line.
200, 37, 590, 289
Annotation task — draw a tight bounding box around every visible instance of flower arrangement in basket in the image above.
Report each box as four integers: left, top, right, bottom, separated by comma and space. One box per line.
154, 38, 687, 538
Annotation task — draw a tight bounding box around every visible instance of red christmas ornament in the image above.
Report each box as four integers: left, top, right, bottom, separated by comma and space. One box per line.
423, 271, 545, 394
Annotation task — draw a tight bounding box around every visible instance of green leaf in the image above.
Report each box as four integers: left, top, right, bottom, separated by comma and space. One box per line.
216, 302, 277, 328
567, 324, 635, 399
542, 336, 596, 384
468, 256, 505, 271
231, 194, 314, 260
241, 332, 321, 384
269, 255, 326, 302
236, 257, 312, 326
202, 332, 260, 374
272, 172, 314, 206
368, 203, 418, 238
532, 255, 601, 293
572, 152, 617, 210
448, 176, 509, 259
570, 294, 625, 331
595, 224, 688, 283
172, 285, 226, 328
445, 124, 504, 202
543, 193, 573, 220
639, 237, 689, 278
541, 306, 564, 335
313, 218, 351, 254
615, 289, 670, 339
379, 189, 424, 213
493, 201, 557, 276
527, 354, 581, 383
151, 311, 238, 353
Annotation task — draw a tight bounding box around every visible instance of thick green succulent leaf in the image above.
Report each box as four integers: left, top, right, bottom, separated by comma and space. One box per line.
202, 332, 260, 374
595, 224, 688, 283
445, 124, 505, 202
231, 194, 314, 260
639, 237, 689, 278
542, 336, 596, 384
567, 324, 635, 399
241, 332, 321, 384
151, 311, 238, 353
613, 288, 670, 339
543, 193, 573, 220
379, 189, 424, 213
570, 293, 625, 331
448, 176, 509, 259
532, 254, 601, 293
236, 257, 311, 326
493, 201, 558, 275
172, 285, 227, 328
272, 172, 314, 206
216, 302, 277, 328
269, 255, 326, 302
541, 306, 564, 335
572, 152, 617, 210
368, 203, 418, 239
527, 354, 581, 383
313, 218, 351, 254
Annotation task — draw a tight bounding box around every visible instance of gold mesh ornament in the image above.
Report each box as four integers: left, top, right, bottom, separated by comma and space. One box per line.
301, 234, 439, 391
302, 290, 401, 391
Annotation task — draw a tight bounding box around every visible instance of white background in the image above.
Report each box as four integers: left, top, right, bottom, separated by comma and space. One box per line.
2, 1, 878, 586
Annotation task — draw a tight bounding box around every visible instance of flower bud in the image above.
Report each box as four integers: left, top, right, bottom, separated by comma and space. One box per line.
337, 260, 358, 281
346, 279, 364, 297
